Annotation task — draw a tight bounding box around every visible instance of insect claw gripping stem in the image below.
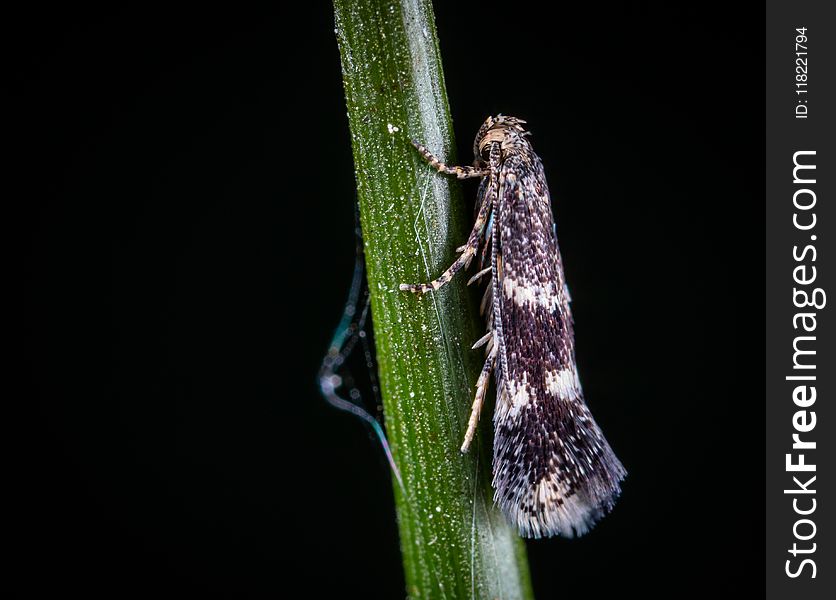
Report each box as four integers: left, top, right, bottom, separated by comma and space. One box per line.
399, 245, 476, 294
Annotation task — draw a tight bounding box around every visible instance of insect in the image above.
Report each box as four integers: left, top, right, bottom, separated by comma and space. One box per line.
400, 115, 626, 539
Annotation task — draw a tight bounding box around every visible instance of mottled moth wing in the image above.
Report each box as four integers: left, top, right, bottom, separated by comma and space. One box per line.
401, 115, 626, 539
492, 149, 626, 539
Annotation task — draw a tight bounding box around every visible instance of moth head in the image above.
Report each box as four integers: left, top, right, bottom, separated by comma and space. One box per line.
473, 114, 530, 162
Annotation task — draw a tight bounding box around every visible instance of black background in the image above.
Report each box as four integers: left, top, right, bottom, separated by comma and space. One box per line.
15, 3, 764, 598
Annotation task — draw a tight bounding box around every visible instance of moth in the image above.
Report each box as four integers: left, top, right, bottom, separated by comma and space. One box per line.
400, 115, 626, 539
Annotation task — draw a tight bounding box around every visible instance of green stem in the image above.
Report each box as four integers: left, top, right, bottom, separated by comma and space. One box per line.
334, 1, 534, 598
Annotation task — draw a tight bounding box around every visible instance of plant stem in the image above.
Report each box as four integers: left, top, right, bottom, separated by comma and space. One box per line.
334, 1, 534, 598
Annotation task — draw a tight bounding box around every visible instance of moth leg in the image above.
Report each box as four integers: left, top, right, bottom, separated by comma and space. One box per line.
399, 245, 476, 293
400, 175, 496, 294
461, 340, 497, 453
467, 266, 491, 286
412, 140, 488, 179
